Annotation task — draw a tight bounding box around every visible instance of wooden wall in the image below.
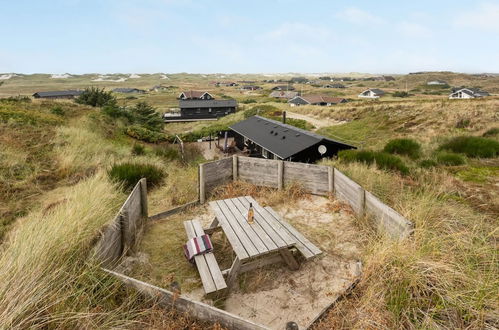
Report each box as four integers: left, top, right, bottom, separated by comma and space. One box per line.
199, 156, 414, 240
94, 179, 148, 266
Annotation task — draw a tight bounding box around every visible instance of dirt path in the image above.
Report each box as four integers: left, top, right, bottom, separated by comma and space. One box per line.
286, 111, 345, 130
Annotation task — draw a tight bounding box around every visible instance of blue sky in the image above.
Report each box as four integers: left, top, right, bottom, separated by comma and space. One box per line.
1, 0, 499, 74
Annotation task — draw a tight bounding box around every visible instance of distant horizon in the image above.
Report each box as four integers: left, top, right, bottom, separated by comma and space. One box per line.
2, 0, 499, 74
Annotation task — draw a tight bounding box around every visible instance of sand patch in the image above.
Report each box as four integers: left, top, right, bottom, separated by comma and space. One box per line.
51, 73, 71, 79
0, 74, 16, 80
129, 74, 141, 79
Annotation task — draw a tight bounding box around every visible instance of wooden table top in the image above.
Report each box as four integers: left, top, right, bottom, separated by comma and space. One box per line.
209, 196, 296, 261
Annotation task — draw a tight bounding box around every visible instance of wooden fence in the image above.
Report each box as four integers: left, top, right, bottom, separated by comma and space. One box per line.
199, 156, 414, 239
94, 178, 148, 266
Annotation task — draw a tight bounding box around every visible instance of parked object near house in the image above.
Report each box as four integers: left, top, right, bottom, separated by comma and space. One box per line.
230, 115, 355, 163
288, 94, 347, 106
179, 90, 214, 100
164, 99, 237, 122
271, 85, 295, 91
269, 91, 299, 99
113, 88, 145, 94
32, 90, 83, 99
427, 80, 448, 85
358, 88, 385, 99
449, 88, 489, 99
149, 85, 169, 92
323, 83, 345, 88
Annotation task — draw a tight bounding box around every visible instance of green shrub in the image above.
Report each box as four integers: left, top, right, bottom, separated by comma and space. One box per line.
455, 118, 471, 128
50, 106, 65, 116
154, 144, 180, 160
436, 152, 466, 166
392, 91, 411, 98
76, 87, 116, 107
131, 144, 145, 156
108, 162, 163, 191
383, 138, 421, 159
125, 96, 137, 100
482, 127, 499, 137
125, 125, 170, 143
439, 136, 499, 158
338, 150, 410, 175
419, 159, 437, 168
243, 105, 279, 118
241, 99, 257, 104
102, 104, 130, 119
128, 102, 164, 131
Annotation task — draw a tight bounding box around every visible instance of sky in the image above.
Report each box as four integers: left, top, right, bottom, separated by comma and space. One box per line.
1, 0, 499, 74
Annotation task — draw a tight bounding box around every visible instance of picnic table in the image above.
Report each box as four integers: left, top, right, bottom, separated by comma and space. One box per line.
184, 196, 322, 295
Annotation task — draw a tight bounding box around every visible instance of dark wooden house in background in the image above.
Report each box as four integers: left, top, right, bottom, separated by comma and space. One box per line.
179, 90, 214, 100
164, 99, 237, 122
230, 116, 355, 163
32, 90, 83, 99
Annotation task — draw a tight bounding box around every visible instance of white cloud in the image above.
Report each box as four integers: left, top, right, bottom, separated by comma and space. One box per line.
399, 22, 432, 38
454, 2, 499, 32
338, 7, 385, 25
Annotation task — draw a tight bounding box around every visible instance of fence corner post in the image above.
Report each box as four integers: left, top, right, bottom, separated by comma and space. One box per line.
277, 160, 284, 190
232, 155, 238, 181
139, 178, 148, 218
328, 166, 334, 194
199, 163, 206, 204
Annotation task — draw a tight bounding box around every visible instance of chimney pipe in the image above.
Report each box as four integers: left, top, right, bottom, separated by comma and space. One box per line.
282, 111, 286, 124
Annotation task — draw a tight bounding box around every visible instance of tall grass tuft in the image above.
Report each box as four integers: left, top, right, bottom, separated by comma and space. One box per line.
338, 150, 410, 175
383, 138, 421, 159
439, 136, 499, 158
108, 162, 163, 191
436, 152, 466, 166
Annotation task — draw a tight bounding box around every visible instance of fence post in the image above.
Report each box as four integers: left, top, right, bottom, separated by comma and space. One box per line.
277, 160, 284, 190
232, 155, 238, 181
199, 163, 206, 204
328, 166, 334, 194
139, 178, 148, 219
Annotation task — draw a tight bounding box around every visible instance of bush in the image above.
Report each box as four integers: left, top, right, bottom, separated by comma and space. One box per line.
419, 159, 437, 168
76, 87, 116, 107
154, 144, 180, 160
439, 136, 499, 158
338, 150, 410, 175
108, 162, 163, 190
50, 106, 65, 116
131, 144, 145, 156
392, 91, 411, 98
436, 152, 466, 166
102, 104, 130, 119
241, 99, 257, 104
125, 125, 170, 143
128, 102, 164, 131
455, 118, 471, 128
483, 127, 499, 137
383, 138, 421, 159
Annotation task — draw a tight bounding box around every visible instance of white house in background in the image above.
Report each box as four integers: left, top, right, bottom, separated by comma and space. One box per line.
358, 88, 385, 99
427, 80, 447, 85
449, 88, 489, 99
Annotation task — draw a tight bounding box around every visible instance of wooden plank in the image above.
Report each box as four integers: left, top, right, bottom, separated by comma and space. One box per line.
222, 253, 284, 276
230, 198, 279, 252
199, 164, 206, 204
222, 199, 269, 254
265, 207, 322, 258
191, 220, 227, 291
139, 178, 148, 218
279, 248, 299, 270
238, 157, 279, 188
235, 197, 287, 248
215, 200, 261, 257
232, 155, 238, 181
103, 269, 270, 330
244, 196, 296, 246
328, 166, 334, 193
148, 200, 199, 222
183, 221, 217, 294
283, 161, 329, 194
277, 160, 284, 190
209, 201, 249, 260
226, 257, 241, 289
334, 168, 364, 215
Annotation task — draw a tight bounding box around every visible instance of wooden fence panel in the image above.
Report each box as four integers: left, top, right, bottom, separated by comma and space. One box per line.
94, 217, 123, 265
364, 191, 413, 239
237, 157, 279, 188
283, 162, 330, 194
333, 169, 364, 216
203, 157, 233, 192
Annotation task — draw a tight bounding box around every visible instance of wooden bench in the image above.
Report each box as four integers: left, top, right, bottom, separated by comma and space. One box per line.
264, 207, 323, 260
183, 220, 227, 295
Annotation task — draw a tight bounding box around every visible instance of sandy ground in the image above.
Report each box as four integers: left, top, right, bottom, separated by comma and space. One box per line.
183, 195, 363, 329
193, 138, 236, 161
286, 111, 346, 130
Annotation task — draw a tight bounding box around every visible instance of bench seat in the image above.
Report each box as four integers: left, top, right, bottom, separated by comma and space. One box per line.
184, 219, 227, 294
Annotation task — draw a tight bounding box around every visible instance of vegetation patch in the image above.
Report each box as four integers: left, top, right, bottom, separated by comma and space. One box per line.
131, 144, 145, 156
125, 125, 169, 143
482, 127, 499, 137
455, 166, 499, 183
383, 138, 421, 159
418, 159, 437, 168
338, 150, 409, 175
439, 136, 499, 158
108, 162, 164, 190
76, 87, 116, 107
436, 152, 466, 166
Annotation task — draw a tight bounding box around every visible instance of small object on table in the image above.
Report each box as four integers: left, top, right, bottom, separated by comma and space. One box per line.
247, 202, 254, 224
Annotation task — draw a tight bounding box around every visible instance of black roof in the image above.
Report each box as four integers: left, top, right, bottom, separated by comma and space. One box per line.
179, 99, 237, 108
230, 116, 355, 159
32, 90, 83, 97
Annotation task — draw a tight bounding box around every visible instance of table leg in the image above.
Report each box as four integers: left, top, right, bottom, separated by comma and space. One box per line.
205, 217, 220, 235
226, 257, 241, 289
279, 249, 299, 270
